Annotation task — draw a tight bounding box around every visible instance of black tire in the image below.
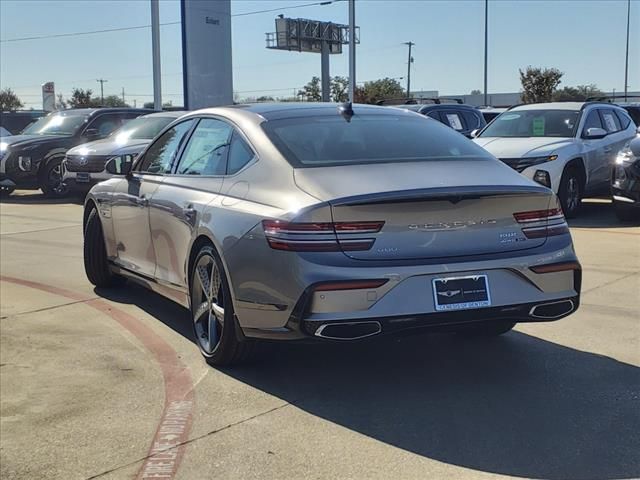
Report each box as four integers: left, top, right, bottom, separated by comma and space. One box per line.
39, 157, 69, 198
558, 167, 582, 218
84, 208, 120, 287
614, 201, 639, 222
190, 245, 254, 366
456, 320, 516, 337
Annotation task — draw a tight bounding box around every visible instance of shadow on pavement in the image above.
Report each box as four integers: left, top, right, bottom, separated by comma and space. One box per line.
0, 191, 84, 205
569, 199, 638, 228
98, 282, 639, 480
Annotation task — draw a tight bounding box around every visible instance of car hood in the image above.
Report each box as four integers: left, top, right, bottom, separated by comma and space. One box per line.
0, 134, 68, 149
473, 137, 574, 158
67, 137, 150, 157
293, 158, 539, 202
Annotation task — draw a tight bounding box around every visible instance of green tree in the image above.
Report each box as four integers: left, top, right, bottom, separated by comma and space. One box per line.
68, 88, 100, 108
0, 88, 24, 111
101, 95, 129, 107
355, 77, 405, 104
330, 76, 349, 102
552, 84, 604, 102
519, 66, 564, 103
56, 93, 68, 110
298, 76, 322, 101
470, 89, 482, 95
256, 95, 275, 102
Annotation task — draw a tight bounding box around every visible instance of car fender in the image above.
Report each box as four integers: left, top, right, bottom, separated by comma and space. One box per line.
84, 179, 121, 259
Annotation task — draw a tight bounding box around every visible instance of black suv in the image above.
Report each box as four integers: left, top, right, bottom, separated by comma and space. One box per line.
0, 108, 152, 196
384, 99, 487, 137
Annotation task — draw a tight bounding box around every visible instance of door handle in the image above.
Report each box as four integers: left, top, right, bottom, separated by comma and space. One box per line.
136, 195, 149, 207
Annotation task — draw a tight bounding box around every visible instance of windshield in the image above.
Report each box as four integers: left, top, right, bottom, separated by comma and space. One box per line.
111, 116, 175, 142
479, 109, 579, 138
22, 113, 87, 136
262, 113, 493, 168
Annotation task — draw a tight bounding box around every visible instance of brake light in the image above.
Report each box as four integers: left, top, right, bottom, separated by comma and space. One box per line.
262, 220, 384, 252
513, 207, 569, 239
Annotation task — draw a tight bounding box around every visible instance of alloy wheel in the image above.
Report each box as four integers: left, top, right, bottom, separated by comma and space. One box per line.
566, 176, 579, 212
191, 253, 225, 355
48, 162, 68, 196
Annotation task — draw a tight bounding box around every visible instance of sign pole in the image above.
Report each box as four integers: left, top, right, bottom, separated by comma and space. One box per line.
348, 0, 356, 103
151, 0, 162, 110
321, 41, 330, 102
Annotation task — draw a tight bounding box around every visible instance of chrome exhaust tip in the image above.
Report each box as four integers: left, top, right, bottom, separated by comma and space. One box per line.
529, 300, 575, 319
314, 321, 382, 340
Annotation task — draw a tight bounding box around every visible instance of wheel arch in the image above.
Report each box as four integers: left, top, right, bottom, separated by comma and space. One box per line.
83, 198, 98, 232
564, 157, 586, 189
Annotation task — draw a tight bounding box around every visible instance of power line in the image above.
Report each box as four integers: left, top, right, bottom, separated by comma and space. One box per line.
0, 0, 343, 43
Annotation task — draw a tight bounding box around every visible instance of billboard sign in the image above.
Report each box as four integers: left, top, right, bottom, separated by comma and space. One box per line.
42, 82, 55, 112
181, 0, 233, 109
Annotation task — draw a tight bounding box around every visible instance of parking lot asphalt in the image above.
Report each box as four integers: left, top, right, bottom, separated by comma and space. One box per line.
1, 191, 638, 480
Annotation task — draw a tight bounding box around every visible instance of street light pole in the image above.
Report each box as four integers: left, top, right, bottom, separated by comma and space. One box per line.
624, 0, 630, 101
348, 0, 356, 103
404, 41, 415, 98
483, 0, 489, 106
151, 0, 162, 110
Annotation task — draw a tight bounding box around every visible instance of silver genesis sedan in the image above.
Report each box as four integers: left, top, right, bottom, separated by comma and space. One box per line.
83, 103, 581, 366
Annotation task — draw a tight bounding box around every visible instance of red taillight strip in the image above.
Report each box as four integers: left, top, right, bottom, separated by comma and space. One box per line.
262, 220, 384, 252
521, 224, 570, 239
513, 208, 564, 223
530, 261, 581, 274
314, 279, 389, 291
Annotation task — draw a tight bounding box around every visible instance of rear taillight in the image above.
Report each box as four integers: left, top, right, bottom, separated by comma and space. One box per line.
262, 220, 384, 252
530, 261, 581, 274
513, 207, 569, 239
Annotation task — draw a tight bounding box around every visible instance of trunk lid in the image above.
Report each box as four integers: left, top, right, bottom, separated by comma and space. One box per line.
294, 160, 553, 261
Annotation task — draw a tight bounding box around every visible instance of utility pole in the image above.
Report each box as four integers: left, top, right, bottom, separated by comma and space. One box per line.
404, 41, 414, 98
96, 78, 108, 104
624, 0, 630, 101
348, 0, 356, 103
483, 0, 489, 106
151, 0, 162, 110
121, 87, 125, 104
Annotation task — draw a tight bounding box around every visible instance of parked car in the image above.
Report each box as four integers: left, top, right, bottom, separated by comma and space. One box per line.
394, 102, 486, 137
0, 110, 45, 135
83, 103, 581, 366
0, 126, 12, 137
63, 111, 185, 194
473, 102, 637, 217
617, 103, 640, 126
611, 131, 640, 221
0, 108, 153, 196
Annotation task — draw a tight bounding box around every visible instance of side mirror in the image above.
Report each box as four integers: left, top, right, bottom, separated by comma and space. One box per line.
583, 127, 608, 139
470, 129, 480, 138
105, 155, 133, 176
84, 128, 100, 139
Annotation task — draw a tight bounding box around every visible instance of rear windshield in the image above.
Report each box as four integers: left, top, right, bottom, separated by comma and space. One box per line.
262, 113, 493, 168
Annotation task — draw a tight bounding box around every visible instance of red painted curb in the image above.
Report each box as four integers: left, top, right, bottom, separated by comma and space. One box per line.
1, 276, 194, 480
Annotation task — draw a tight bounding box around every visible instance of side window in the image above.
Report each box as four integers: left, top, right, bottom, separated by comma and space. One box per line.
137, 119, 195, 174
175, 118, 232, 176
600, 109, 621, 133
462, 111, 482, 129
87, 114, 123, 137
425, 111, 441, 121
227, 132, 255, 175
582, 110, 603, 134
615, 109, 632, 129
442, 111, 466, 131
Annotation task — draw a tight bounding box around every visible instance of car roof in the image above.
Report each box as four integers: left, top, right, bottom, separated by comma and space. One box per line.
195, 102, 411, 121
51, 108, 155, 116
140, 111, 186, 119
511, 102, 585, 111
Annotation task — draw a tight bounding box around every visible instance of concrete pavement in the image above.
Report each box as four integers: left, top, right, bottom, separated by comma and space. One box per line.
1, 192, 638, 480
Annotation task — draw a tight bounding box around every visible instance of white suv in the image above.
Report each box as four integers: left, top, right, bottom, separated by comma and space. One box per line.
473, 102, 637, 217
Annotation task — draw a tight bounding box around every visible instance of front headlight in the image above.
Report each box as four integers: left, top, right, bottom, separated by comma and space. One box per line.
523, 154, 559, 167
616, 147, 635, 165
0, 142, 8, 160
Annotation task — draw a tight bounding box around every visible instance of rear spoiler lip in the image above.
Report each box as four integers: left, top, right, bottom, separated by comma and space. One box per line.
329, 185, 551, 207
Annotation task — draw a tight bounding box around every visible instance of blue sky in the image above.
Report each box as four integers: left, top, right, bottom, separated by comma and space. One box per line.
1, 0, 638, 108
